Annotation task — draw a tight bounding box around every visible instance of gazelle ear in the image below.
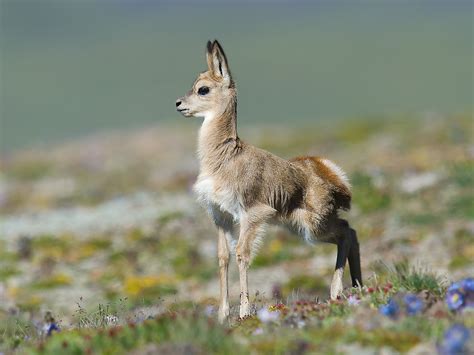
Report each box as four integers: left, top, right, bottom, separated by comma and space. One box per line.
206, 40, 232, 84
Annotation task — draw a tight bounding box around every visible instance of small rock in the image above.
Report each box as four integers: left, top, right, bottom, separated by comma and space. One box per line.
399, 172, 441, 194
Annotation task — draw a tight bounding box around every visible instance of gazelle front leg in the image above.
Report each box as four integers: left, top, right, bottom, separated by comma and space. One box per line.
217, 229, 230, 323
236, 239, 251, 318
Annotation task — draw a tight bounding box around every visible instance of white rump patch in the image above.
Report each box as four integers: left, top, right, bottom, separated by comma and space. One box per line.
320, 158, 351, 189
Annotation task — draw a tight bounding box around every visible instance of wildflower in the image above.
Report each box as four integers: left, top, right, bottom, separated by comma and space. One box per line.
257, 307, 280, 323
461, 278, 474, 292
446, 290, 464, 311
253, 327, 264, 335
104, 315, 118, 325
347, 295, 360, 306
379, 298, 399, 318
269, 303, 287, 312
438, 324, 470, 355
41, 311, 60, 337
204, 305, 215, 317
297, 320, 306, 329
404, 294, 423, 315
448, 282, 462, 293
46, 322, 60, 336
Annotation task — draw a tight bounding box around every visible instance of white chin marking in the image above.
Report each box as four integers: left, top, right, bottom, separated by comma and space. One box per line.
201, 111, 216, 121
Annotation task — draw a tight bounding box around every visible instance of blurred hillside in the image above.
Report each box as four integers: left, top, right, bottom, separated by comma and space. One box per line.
1, 0, 473, 152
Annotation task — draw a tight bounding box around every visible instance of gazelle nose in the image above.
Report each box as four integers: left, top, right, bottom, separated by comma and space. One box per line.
176, 100, 182, 107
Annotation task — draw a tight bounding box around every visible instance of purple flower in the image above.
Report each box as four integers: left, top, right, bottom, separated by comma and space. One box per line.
379, 298, 399, 318
404, 294, 423, 315
446, 290, 464, 311
438, 324, 470, 355
257, 307, 280, 323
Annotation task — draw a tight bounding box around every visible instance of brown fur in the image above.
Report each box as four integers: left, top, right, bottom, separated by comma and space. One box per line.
291, 156, 352, 211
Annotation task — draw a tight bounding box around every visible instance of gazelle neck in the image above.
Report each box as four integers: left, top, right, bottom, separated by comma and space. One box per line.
197, 94, 240, 172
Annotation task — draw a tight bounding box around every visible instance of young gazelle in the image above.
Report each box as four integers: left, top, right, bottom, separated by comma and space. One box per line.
176, 40, 362, 322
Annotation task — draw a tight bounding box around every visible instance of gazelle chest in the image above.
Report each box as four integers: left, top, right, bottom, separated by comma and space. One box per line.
193, 175, 241, 220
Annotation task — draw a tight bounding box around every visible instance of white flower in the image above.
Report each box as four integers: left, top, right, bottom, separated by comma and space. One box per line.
297, 320, 306, 329
257, 307, 280, 323
104, 315, 118, 325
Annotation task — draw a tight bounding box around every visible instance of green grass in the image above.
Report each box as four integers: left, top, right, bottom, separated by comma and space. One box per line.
387, 261, 446, 296
448, 195, 474, 219
351, 172, 391, 213
0, 264, 467, 354
29, 312, 244, 355
450, 161, 474, 188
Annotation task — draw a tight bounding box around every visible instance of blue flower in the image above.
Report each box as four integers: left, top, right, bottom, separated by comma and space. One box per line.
448, 282, 462, 293
460, 278, 474, 293
379, 298, 399, 318
446, 290, 465, 311
404, 294, 423, 315
438, 324, 470, 355
46, 322, 60, 336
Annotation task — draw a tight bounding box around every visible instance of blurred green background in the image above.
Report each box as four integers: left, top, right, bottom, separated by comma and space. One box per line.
1, 3, 473, 352
1, 0, 472, 152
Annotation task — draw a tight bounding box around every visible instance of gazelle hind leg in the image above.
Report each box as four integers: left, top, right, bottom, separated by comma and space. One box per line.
330, 220, 362, 299
348, 228, 362, 287
236, 205, 275, 318
289, 209, 348, 299
331, 227, 351, 300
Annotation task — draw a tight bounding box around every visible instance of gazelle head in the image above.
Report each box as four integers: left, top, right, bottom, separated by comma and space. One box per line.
176, 40, 235, 119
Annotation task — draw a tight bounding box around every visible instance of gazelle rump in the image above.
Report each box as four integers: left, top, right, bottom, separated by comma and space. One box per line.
176, 40, 362, 322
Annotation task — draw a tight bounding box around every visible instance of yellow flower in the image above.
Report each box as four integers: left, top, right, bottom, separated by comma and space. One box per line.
269, 239, 283, 254
124, 275, 175, 296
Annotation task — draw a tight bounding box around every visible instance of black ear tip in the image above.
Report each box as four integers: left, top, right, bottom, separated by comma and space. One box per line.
206, 41, 213, 52
213, 39, 222, 48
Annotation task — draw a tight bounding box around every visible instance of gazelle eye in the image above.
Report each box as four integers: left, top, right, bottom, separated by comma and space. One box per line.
198, 86, 210, 96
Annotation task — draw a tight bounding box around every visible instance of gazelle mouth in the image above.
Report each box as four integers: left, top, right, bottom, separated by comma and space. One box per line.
177, 108, 192, 117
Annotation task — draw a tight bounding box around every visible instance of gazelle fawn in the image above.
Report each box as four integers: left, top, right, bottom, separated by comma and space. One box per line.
176, 40, 362, 322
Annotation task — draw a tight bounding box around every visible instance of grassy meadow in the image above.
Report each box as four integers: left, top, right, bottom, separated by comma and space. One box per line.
1, 113, 473, 353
